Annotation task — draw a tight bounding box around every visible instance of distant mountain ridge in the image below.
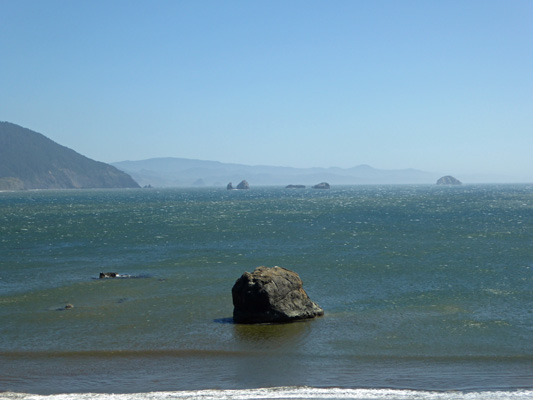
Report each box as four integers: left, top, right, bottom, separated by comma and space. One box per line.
0, 122, 139, 190
112, 157, 441, 187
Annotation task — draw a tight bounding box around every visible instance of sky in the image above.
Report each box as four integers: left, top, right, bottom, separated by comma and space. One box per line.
1, 0, 532, 181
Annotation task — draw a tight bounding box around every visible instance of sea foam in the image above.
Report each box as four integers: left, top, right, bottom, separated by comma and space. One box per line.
3, 387, 533, 400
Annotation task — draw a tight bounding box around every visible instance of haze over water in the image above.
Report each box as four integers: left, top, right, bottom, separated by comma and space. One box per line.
1, 185, 532, 399
3, 2, 533, 180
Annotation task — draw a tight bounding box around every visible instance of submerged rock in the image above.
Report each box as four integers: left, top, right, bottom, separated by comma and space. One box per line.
55, 303, 74, 311
232, 266, 324, 324
436, 176, 462, 185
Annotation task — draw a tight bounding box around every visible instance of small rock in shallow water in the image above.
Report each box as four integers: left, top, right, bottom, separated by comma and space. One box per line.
55, 303, 74, 311
99, 272, 118, 278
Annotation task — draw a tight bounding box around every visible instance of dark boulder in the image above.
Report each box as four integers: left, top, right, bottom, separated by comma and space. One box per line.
436, 176, 462, 185
227, 182, 234, 190
312, 182, 330, 189
232, 266, 324, 324
236, 180, 250, 189
99, 272, 118, 278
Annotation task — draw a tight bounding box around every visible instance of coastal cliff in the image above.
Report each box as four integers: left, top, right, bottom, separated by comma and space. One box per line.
0, 122, 140, 190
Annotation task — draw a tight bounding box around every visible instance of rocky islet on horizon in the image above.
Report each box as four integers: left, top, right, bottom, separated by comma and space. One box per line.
112, 158, 441, 187
286, 184, 306, 189
437, 176, 462, 185
227, 180, 249, 190
312, 182, 330, 189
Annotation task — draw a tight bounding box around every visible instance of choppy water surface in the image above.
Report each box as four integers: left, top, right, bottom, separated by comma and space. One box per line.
1, 185, 532, 398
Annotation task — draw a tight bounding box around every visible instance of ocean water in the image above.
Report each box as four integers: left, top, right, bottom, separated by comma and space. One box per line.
1, 185, 532, 400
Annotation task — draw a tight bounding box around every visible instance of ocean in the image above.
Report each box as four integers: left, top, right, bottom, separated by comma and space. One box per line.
1, 185, 532, 400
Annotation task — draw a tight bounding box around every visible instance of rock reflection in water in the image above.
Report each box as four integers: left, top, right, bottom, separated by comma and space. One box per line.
232, 320, 312, 352
230, 321, 316, 388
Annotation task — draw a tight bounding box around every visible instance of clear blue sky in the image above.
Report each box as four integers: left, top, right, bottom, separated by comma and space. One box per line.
1, 1, 532, 181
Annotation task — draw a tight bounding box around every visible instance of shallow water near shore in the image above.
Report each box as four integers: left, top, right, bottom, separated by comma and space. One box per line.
1, 185, 532, 398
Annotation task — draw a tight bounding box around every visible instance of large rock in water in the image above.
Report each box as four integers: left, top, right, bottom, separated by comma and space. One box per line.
436, 175, 462, 185
232, 266, 324, 324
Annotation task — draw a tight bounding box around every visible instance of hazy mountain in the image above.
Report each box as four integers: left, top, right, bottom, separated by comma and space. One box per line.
112, 157, 441, 187
0, 122, 140, 190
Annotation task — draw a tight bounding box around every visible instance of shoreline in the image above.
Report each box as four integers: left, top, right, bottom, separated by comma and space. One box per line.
3, 387, 533, 400
2, 351, 532, 396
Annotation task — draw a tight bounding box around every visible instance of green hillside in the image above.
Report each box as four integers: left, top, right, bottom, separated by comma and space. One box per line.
0, 122, 139, 190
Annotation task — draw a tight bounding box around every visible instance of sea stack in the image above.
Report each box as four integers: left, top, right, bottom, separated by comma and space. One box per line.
436, 176, 462, 185
312, 182, 330, 189
232, 266, 324, 324
236, 180, 250, 189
